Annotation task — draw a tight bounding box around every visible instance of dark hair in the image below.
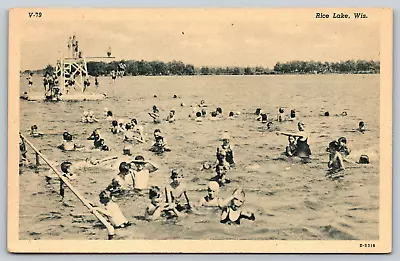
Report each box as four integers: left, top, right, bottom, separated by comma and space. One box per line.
125, 123, 132, 130
255, 108, 261, 115
329, 141, 339, 151
61, 161, 72, 173
119, 162, 130, 172
63, 132, 69, 140
196, 112, 202, 117
290, 110, 296, 118
149, 186, 161, 199
107, 111, 113, 117
131, 118, 138, 125
359, 121, 365, 127
216, 107, 222, 114
211, 111, 217, 117
31, 125, 38, 130
135, 155, 145, 161
154, 129, 161, 134
229, 111, 234, 117
153, 95, 157, 98
279, 108, 284, 113
201, 108, 206, 116
261, 113, 268, 121
338, 137, 347, 144
112, 120, 118, 127
65, 133, 73, 141
93, 133, 100, 141
324, 111, 330, 117
359, 155, 370, 164
173, 94, 178, 98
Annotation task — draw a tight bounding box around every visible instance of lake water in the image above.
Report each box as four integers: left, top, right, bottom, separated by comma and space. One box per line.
19, 74, 380, 240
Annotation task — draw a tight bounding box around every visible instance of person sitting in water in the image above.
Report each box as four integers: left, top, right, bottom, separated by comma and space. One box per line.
199, 100, 207, 107
50, 161, 77, 200
57, 132, 83, 151
198, 181, 222, 208
285, 136, 297, 157
146, 186, 181, 221
276, 121, 311, 159
195, 111, 203, 123
212, 150, 231, 186
87, 111, 99, 123
337, 137, 350, 157
81, 111, 90, 123
91, 190, 132, 230
106, 162, 134, 196
220, 189, 255, 225
327, 141, 345, 176
87, 129, 101, 140
111, 120, 123, 134
130, 155, 159, 191
216, 133, 235, 167
145, 186, 165, 220
165, 169, 191, 214
359, 121, 366, 133
277, 108, 285, 122
150, 136, 172, 154
166, 110, 176, 123
93, 138, 110, 151
29, 125, 44, 138
257, 113, 268, 124
131, 118, 145, 142
149, 105, 161, 124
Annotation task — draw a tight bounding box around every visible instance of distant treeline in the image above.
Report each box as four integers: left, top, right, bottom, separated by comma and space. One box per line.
24, 59, 380, 76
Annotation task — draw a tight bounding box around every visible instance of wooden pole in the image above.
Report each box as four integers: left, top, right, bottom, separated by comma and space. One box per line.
19, 133, 115, 239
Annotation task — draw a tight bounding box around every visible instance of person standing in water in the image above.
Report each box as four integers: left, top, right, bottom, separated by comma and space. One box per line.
277, 121, 311, 160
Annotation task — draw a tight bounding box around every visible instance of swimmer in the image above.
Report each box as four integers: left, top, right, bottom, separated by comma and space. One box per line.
198, 181, 222, 208
57, 132, 83, 151
149, 105, 161, 123
166, 110, 176, 123
150, 136, 172, 154
277, 108, 285, 122
337, 137, 351, 157
285, 136, 297, 157
216, 133, 235, 167
130, 155, 159, 191
220, 189, 255, 225
111, 120, 123, 134
145, 186, 168, 220
93, 138, 110, 151
87, 129, 101, 141
216, 107, 223, 115
91, 190, 132, 230
131, 118, 145, 142
359, 121, 366, 133
87, 111, 99, 123
290, 109, 296, 119
29, 125, 44, 138
276, 121, 311, 159
212, 150, 231, 186
195, 111, 203, 122
327, 141, 345, 177
106, 162, 134, 196
165, 169, 191, 214
199, 100, 207, 107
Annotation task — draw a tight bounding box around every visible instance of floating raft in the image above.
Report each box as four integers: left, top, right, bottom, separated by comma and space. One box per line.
20, 92, 107, 102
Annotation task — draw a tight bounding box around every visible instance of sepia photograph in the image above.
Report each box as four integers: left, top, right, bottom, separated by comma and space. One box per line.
8, 8, 392, 253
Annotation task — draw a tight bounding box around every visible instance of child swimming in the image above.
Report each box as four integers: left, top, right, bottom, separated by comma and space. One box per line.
198, 181, 222, 208
92, 190, 132, 229
57, 132, 84, 151
285, 136, 297, 157
220, 189, 255, 225
165, 169, 191, 214
277, 121, 311, 160
216, 133, 235, 167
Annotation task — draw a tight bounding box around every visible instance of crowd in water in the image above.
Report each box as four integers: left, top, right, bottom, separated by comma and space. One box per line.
18, 94, 370, 235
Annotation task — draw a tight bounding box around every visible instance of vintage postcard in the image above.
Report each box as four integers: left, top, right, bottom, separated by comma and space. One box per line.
8, 8, 392, 253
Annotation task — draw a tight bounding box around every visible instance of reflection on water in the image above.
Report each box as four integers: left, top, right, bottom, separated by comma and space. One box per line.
19, 75, 379, 240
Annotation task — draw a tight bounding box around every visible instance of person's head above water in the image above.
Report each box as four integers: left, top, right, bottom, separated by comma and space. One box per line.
324, 111, 330, 116
290, 109, 296, 118
338, 137, 347, 145
279, 107, 284, 113
123, 145, 132, 156
99, 190, 111, 204
170, 169, 184, 185
288, 135, 295, 144
255, 108, 262, 115
207, 181, 220, 199
131, 118, 138, 126
196, 112, 202, 118
216, 107, 222, 114
31, 125, 38, 130
229, 111, 234, 117
111, 120, 118, 127
149, 186, 161, 203
231, 188, 245, 210
211, 111, 217, 117
107, 110, 113, 117
119, 162, 131, 173
61, 161, 72, 174
297, 121, 306, 131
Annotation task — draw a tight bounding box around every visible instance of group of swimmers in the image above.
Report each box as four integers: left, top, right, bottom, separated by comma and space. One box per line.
19, 94, 373, 236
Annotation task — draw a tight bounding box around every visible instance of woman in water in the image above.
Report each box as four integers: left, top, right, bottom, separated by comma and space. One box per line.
277, 121, 311, 159
220, 189, 255, 225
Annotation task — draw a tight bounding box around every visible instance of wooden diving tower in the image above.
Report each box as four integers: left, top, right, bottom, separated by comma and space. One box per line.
55, 54, 115, 93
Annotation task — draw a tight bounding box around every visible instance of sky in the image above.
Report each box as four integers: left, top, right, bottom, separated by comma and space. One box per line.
18, 8, 381, 70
